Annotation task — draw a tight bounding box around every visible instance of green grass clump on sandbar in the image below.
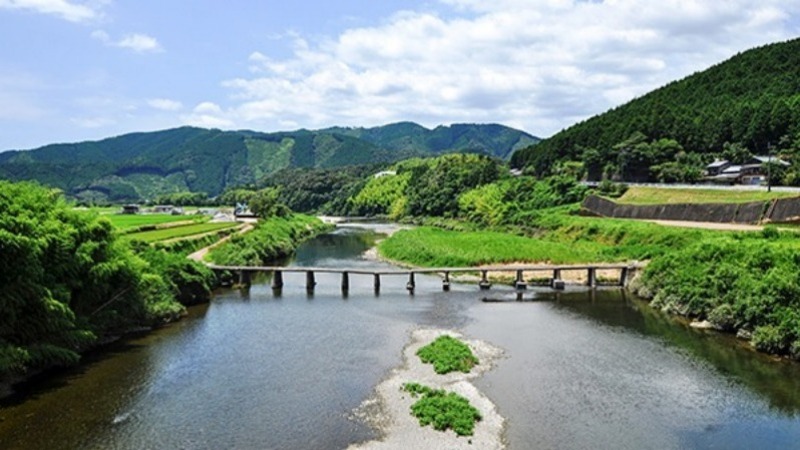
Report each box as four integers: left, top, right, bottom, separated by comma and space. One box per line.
403, 383, 482, 436
417, 335, 479, 374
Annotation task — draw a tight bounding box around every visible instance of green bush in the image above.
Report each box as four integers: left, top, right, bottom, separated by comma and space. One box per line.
403, 383, 482, 436
708, 304, 737, 331
752, 325, 789, 354
416, 335, 479, 374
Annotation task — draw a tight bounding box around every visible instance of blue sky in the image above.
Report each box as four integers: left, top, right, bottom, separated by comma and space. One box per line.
1, 0, 799, 150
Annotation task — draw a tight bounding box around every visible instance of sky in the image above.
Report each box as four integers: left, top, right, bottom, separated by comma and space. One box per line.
1, 1, 799, 151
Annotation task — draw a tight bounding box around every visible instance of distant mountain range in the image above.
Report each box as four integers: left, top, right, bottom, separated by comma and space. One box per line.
0, 122, 538, 202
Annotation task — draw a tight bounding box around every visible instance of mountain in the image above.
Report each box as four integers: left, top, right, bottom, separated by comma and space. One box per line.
511, 38, 800, 180
323, 121, 538, 160
0, 123, 537, 202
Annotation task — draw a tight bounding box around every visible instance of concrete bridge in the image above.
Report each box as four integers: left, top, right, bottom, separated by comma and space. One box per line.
207, 263, 644, 293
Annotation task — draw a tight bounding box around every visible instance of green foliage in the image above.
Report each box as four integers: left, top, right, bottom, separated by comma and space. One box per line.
137, 248, 216, 306
0, 180, 185, 379
512, 38, 800, 179
259, 165, 383, 214
153, 191, 210, 206
207, 214, 332, 265
416, 335, 479, 374
217, 188, 257, 207
248, 187, 291, 218
405, 154, 502, 217
348, 172, 410, 218
403, 383, 482, 436
636, 236, 800, 357
596, 180, 629, 198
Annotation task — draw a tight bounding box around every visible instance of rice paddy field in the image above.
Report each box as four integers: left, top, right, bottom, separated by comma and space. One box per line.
122, 222, 241, 243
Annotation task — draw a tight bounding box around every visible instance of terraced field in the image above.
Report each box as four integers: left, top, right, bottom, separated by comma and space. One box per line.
123, 222, 241, 243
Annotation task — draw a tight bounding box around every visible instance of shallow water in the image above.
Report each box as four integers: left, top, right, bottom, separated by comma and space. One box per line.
1, 225, 799, 449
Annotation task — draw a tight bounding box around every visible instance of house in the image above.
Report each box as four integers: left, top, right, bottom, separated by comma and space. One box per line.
705, 159, 731, 177
121, 204, 140, 214
705, 155, 789, 185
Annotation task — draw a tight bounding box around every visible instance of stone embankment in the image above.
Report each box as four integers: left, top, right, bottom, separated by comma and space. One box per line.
582, 194, 800, 225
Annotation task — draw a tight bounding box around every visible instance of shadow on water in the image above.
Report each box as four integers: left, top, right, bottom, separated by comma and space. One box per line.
538, 289, 800, 416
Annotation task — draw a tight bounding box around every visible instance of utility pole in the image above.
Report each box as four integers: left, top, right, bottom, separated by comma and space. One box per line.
767, 142, 772, 193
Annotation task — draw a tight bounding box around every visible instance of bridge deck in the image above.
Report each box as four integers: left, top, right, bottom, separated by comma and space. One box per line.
206, 263, 643, 275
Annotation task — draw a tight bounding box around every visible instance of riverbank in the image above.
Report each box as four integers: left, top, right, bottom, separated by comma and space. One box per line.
350, 329, 505, 450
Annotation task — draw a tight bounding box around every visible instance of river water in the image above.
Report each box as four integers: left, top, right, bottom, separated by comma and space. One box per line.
2, 225, 800, 449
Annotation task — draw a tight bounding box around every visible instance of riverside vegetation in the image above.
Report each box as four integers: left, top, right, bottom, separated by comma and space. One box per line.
0, 180, 329, 384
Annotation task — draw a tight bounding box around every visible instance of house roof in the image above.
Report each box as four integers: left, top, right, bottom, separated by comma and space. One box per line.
722, 165, 742, 174
707, 159, 729, 168
753, 155, 790, 166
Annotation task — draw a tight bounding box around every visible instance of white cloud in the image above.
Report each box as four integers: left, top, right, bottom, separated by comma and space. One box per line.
0, 0, 100, 22
181, 102, 234, 129
147, 98, 183, 111
92, 29, 163, 53
199, 0, 800, 136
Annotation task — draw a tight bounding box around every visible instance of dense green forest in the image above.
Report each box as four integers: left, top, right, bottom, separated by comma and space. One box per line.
0, 123, 536, 203
511, 37, 800, 183
0, 181, 214, 380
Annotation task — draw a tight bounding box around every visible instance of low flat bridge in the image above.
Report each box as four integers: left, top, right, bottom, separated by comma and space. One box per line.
207, 263, 644, 292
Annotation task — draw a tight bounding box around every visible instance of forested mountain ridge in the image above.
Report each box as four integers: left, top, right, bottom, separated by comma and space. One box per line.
511, 37, 800, 182
323, 122, 538, 159
0, 123, 537, 202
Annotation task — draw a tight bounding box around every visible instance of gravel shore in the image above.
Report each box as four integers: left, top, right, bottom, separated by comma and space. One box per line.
349, 328, 505, 450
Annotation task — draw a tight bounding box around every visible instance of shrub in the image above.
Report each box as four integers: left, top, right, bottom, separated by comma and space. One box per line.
708, 304, 736, 331
403, 383, 482, 436
416, 335, 479, 374
752, 325, 789, 354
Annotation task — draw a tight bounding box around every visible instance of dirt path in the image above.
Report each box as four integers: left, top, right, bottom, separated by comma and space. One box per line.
187, 223, 254, 262
643, 219, 763, 231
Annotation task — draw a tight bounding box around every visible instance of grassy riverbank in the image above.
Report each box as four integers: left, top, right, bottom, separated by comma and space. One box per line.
380, 206, 800, 360
207, 214, 332, 265
379, 210, 723, 267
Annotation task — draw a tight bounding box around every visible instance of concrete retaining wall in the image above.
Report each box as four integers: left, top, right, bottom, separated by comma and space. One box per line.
581, 195, 775, 224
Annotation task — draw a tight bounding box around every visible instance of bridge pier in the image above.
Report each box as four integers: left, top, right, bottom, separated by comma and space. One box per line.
341, 271, 350, 292
238, 270, 251, 288
552, 268, 564, 290
514, 269, 527, 290
271, 270, 284, 289
306, 271, 316, 290
442, 271, 451, 291
587, 268, 596, 288
406, 272, 416, 291
479, 270, 491, 290
619, 267, 628, 286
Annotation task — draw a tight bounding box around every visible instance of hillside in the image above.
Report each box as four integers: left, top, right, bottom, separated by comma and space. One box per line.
0, 123, 537, 202
511, 38, 800, 181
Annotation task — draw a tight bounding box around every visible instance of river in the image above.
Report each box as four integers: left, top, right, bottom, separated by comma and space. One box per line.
1, 224, 800, 449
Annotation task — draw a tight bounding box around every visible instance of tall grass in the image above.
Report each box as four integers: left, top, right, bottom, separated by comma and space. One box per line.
208, 214, 332, 265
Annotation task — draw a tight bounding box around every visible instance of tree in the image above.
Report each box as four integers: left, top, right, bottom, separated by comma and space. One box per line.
249, 188, 290, 218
